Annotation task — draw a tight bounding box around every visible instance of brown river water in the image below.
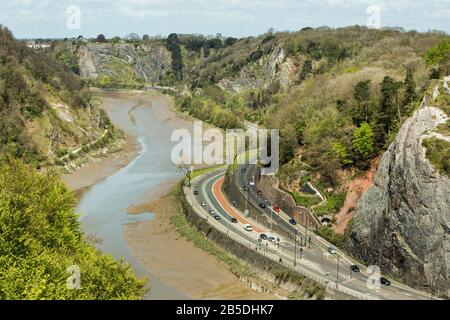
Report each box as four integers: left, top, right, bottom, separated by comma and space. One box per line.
76, 91, 190, 300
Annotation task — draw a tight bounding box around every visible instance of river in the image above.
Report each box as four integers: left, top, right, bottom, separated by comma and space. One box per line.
75, 91, 189, 300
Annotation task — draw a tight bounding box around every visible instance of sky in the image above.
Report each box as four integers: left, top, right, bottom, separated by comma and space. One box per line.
0, 0, 449, 39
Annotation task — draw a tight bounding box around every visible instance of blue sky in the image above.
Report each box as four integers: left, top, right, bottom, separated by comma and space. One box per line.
1, 0, 449, 39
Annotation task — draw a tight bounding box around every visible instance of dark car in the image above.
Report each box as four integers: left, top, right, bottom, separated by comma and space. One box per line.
243, 186, 249, 192
241, 168, 247, 173
259, 202, 267, 209
380, 277, 391, 286
259, 234, 268, 240
257, 190, 263, 196
214, 215, 221, 221
230, 217, 238, 223
350, 265, 360, 273
289, 218, 297, 225
193, 190, 199, 195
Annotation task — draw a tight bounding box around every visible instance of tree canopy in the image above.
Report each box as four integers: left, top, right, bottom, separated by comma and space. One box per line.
0, 159, 147, 299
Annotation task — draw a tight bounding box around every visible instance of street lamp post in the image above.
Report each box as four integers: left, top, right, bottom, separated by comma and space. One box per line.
294, 233, 297, 266
265, 200, 273, 231
336, 255, 340, 286
245, 188, 248, 211
305, 212, 308, 247
271, 208, 273, 231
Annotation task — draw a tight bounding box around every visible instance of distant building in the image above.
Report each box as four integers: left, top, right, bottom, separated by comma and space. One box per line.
26, 40, 50, 49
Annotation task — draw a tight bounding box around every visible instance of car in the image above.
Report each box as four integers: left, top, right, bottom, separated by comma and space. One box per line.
259, 202, 267, 209
243, 186, 249, 191
201, 201, 207, 207
241, 168, 247, 173
289, 218, 297, 225
268, 236, 276, 243
350, 265, 360, 273
259, 234, 268, 240
273, 206, 280, 213
230, 217, 238, 223
328, 246, 337, 255
380, 277, 391, 286
257, 190, 263, 196
244, 224, 253, 232
249, 181, 255, 186
214, 215, 221, 221
193, 190, 199, 195
208, 209, 215, 215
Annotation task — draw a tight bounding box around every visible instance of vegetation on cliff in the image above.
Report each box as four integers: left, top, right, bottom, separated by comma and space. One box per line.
0, 25, 114, 168
174, 27, 447, 187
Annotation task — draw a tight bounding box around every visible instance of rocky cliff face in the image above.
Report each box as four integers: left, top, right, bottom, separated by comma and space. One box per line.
217, 44, 305, 93
78, 43, 171, 83
348, 82, 450, 298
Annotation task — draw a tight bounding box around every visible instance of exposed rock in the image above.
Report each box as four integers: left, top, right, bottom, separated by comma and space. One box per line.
347, 91, 450, 298
217, 44, 305, 93
78, 43, 171, 83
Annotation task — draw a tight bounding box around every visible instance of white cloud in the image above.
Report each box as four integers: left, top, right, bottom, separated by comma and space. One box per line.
0, 0, 448, 38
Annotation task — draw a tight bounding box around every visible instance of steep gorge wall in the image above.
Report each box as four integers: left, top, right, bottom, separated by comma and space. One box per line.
78, 43, 171, 83
217, 45, 305, 93
347, 92, 450, 298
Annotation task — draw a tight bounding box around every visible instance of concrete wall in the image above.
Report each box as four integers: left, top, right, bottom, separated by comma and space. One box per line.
252, 166, 320, 229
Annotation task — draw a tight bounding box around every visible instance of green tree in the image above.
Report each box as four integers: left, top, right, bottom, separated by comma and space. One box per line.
110, 36, 122, 44
0, 159, 147, 299
299, 59, 313, 81
332, 142, 353, 165
166, 33, 183, 81
379, 76, 401, 135
403, 68, 417, 107
352, 123, 374, 160
96, 34, 106, 43
353, 80, 371, 125
425, 39, 450, 75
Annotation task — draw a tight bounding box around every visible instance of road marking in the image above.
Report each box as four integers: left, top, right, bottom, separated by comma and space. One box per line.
212, 175, 265, 233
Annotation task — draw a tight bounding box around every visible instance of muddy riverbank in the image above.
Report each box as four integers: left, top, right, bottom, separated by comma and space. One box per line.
64, 90, 276, 300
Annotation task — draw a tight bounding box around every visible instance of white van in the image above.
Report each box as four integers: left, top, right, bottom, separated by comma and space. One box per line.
244, 224, 253, 232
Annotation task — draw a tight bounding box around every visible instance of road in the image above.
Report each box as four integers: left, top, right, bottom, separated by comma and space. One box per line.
185, 166, 434, 300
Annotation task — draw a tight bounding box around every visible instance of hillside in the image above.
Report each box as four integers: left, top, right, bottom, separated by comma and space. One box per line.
348, 79, 450, 298
49, 26, 448, 234
177, 27, 447, 187
0, 26, 118, 169
57, 27, 449, 207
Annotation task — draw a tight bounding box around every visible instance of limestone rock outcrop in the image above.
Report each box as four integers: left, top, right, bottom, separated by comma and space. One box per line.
348, 83, 450, 298
78, 43, 171, 83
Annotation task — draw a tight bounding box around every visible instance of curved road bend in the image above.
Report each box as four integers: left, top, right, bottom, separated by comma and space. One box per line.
187, 166, 433, 300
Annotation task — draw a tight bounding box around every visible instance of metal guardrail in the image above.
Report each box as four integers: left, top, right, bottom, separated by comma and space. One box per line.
183, 179, 373, 300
